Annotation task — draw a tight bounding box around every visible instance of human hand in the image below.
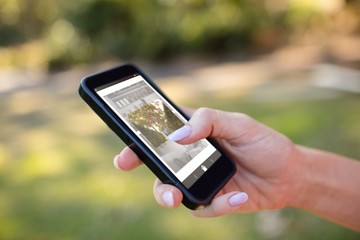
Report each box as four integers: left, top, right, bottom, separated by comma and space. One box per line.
114, 108, 301, 217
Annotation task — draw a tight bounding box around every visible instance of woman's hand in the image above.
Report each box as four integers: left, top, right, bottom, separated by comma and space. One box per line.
114, 107, 301, 217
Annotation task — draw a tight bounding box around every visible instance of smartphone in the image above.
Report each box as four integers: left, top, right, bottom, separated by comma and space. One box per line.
78, 64, 236, 210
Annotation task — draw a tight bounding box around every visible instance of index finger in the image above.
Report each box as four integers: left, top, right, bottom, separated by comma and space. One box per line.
114, 146, 143, 171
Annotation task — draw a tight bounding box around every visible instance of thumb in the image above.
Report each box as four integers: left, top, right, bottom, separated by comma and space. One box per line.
168, 107, 259, 145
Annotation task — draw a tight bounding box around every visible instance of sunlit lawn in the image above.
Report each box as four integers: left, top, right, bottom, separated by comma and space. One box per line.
1, 80, 360, 239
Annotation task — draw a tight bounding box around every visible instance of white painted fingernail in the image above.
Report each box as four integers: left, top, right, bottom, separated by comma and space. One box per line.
168, 125, 192, 142
113, 155, 120, 169
162, 191, 174, 207
229, 192, 248, 207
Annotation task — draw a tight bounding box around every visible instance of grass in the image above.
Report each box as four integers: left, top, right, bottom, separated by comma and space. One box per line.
1, 82, 360, 239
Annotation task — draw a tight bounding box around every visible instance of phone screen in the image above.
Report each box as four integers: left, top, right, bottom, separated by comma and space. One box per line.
95, 74, 221, 188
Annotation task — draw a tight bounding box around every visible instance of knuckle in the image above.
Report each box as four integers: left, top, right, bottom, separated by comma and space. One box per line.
234, 112, 252, 122
195, 107, 213, 118
194, 107, 220, 125
233, 112, 256, 128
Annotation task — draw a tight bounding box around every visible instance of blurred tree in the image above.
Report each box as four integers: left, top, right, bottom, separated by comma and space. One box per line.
1, 0, 358, 70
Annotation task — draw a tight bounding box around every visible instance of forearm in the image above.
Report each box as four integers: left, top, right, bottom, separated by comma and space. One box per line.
289, 146, 360, 231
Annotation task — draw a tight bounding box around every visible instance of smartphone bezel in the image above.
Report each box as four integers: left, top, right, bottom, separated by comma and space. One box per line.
79, 63, 236, 209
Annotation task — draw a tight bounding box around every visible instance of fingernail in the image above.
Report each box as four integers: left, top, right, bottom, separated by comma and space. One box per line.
168, 125, 192, 142
113, 155, 120, 169
162, 191, 174, 207
229, 192, 248, 207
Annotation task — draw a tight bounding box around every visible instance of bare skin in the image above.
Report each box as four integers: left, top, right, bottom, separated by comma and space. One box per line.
114, 107, 360, 231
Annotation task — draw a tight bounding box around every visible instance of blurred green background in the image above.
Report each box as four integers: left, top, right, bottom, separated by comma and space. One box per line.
1, 0, 360, 239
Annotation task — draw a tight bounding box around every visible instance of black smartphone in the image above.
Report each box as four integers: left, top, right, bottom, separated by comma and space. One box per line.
78, 64, 236, 210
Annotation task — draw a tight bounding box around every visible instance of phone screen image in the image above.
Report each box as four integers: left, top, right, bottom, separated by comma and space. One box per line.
95, 74, 221, 188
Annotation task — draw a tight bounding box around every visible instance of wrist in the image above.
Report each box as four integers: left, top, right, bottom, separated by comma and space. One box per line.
287, 146, 346, 209
286, 145, 318, 209
285, 146, 360, 231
